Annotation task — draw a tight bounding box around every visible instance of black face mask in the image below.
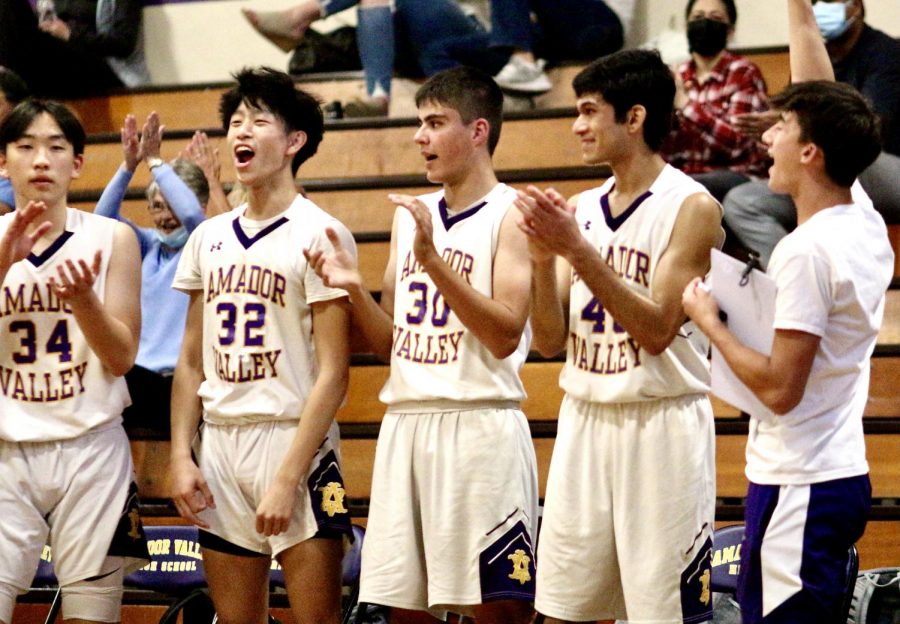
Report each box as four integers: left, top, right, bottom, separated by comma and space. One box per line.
687, 18, 729, 57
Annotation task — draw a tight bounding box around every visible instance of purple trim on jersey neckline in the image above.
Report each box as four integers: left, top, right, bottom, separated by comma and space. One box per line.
439, 198, 488, 231
27, 231, 74, 267
232, 216, 289, 249
600, 184, 653, 231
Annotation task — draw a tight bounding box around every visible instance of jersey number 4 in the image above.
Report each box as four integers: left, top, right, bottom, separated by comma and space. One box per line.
9, 320, 73, 364
581, 298, 624, 333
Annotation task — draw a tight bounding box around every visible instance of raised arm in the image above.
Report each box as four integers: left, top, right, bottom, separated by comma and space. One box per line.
389, 194, 531, 359
788, 0, 834, 82
48, 222, 142, 376
254, 295, 351, 536
180, 131, 232, 217
95, 114, 141, 221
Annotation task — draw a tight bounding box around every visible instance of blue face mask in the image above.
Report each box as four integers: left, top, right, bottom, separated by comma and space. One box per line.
813, 1, 856, 41
155, 226, 189, 249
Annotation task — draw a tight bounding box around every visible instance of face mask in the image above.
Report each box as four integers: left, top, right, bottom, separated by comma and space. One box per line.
687, 18, 730, 58
813, 1, 856, 41
155, 226, 189, 249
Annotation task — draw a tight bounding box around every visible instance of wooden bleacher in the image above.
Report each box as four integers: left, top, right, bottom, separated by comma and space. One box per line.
14, 46, 900, 622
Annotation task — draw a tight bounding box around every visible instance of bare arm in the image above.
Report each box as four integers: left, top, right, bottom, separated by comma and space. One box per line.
49, 222, 141, 376
304, 213, 398, 361
788, 0, 834, 82
169, 291, 215, 527
255, 296, 351, 536
516, 187, 573, 358
390, 194, 531, 359
682, 278, 820, 413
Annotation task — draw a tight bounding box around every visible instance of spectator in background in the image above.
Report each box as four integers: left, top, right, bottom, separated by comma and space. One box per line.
95, 112, 211, 435
0, 67, 29, 215
661, 0, 769, 202
0, 0, 150, 98
243, 0, 631, 114
722, 0, 900, 268
491, 0, 627, 94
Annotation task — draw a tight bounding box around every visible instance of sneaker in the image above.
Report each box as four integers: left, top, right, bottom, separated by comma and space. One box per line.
494, 56, 552, 94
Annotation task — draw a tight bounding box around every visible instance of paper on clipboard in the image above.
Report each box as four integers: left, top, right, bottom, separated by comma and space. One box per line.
708, 248, 776, 417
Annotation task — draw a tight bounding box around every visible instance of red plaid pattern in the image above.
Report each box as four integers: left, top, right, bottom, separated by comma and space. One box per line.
663, 51, 771, 177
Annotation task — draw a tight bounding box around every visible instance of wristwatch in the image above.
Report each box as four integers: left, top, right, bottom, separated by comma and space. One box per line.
147, 157, 164, 170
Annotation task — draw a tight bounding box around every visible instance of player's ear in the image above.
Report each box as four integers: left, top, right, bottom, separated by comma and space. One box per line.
0, 151, 6, 178
799, 142, 818, 165
625, 105, 646, 135
71, 154, 84, 179
286, 130, 307, 156
471, 118, 490, 148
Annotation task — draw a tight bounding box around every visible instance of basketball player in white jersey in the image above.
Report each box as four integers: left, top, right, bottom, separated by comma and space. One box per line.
0, 99, 147, 624
170, 67, 355, 624
516, 49, 723, 623
683, 1, 892, 621
306, 66, 538, 623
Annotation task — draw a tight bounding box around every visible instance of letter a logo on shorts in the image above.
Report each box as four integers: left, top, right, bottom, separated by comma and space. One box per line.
319, 482, 348, 517
507, 549, 532, 585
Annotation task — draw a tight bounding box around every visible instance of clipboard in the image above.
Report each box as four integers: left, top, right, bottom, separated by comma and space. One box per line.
708, 249, 776, 418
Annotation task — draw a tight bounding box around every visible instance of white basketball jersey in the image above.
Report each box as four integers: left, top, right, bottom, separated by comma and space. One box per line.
0, 208, 130, 442
560, 165, 713, 403
379, 184, 529, 410
173, 196, 356, 425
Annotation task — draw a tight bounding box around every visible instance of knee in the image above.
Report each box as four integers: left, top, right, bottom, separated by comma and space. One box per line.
0, 581, 21, 624
61, 558, 125, 623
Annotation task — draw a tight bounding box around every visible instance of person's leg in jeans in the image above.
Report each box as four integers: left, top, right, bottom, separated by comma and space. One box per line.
395, 0, 497, 76
690, 170, 750, 203
342, 0, 394, 116
722, 179, 796, 269
488, 0, 551, 93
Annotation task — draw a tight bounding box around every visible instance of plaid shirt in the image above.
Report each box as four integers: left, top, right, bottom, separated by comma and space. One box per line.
663, 51, 770, 177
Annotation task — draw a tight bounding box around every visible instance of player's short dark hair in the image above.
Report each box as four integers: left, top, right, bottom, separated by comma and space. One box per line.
572, 49, 675, 151
685, 0, 737, 24
770, 80, 881, 187
0, 66, 29, 107
0, 99, 85, 156
415, 66, 504, 155
219, 66, 324, 174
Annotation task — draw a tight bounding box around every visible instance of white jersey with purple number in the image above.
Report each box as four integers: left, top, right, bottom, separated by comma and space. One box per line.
560, 165, 714, 404
0, 208, 129, 442
173, 196, 356, 425
379, 183, 528, 410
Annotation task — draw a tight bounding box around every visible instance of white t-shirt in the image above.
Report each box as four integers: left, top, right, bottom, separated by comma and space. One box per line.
746, 183, 894, 485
